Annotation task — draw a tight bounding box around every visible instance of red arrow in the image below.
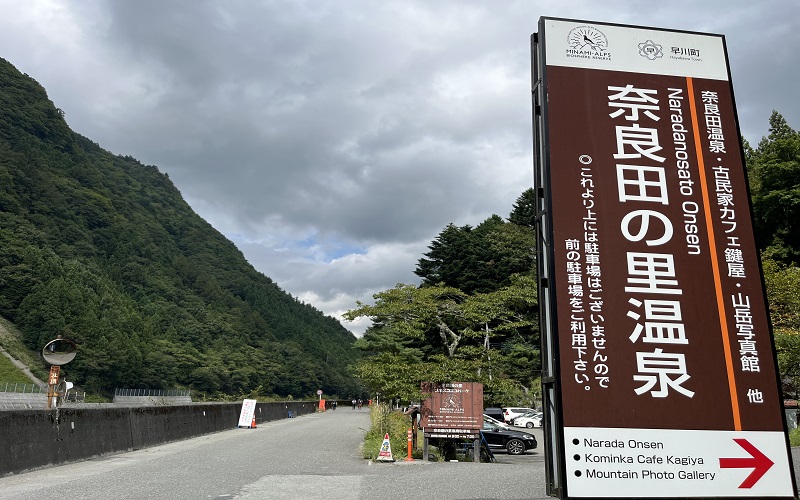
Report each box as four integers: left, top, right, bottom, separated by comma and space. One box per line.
719, 438, 774, 488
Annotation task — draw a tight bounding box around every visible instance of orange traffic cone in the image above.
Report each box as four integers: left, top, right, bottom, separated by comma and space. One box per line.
251, 416, 257, 429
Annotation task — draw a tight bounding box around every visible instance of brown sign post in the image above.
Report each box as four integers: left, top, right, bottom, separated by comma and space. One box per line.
420, 382, 483, 460
532, 17, 796, 499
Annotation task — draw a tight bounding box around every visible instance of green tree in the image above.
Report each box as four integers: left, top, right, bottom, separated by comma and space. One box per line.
508, 188, 536, 228
344, 275, 538, 403
748, 111, 800, 263
415, 212, 535, 294
762, 257, 800, 397
345, 283, 470, 357
747, 112, 800, 398
762, 258, 800, 335
775, 334, 800, 399
351, 189, 540, 404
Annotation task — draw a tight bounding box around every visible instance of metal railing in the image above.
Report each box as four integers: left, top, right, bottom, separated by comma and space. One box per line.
0, 383, 47, 394
64, 391, 85, 402
114, 388, 191, 398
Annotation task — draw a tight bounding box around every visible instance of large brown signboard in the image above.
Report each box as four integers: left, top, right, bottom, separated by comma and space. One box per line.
420, 382, 483, 439
534, 17, 795, 499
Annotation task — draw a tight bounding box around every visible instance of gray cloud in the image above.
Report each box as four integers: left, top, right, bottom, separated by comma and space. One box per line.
1, 0, 798, 335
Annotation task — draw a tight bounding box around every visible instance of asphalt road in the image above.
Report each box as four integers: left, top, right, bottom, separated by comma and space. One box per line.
0, 410, 797, 500
0, 409, 549, 500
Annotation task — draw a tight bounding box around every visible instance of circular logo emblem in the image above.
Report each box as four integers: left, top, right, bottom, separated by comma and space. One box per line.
638, 40, 664, 60
567, 26, 608, 52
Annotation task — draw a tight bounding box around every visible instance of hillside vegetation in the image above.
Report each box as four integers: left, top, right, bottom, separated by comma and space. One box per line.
0, 57, 361, 398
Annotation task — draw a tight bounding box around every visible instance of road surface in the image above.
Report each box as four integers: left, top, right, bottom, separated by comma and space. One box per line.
0, 408, 548, 500
2, 408, 799, 499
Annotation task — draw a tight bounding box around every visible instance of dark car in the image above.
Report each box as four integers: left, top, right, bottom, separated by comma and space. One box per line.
481, 420, 537, 455
483, 407, 505, 422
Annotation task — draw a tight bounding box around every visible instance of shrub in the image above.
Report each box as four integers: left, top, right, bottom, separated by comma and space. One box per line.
789, 427, 800, 447
362, 403, 412, 460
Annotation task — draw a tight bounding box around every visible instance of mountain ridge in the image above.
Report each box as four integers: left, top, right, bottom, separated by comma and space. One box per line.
0, 56, 361, 398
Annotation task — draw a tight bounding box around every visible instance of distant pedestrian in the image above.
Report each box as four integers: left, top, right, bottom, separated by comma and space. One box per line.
357, 398, 363, 409
352, 399, 357, 409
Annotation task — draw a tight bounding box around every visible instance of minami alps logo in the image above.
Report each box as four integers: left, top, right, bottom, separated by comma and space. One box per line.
566, 25, 611, 61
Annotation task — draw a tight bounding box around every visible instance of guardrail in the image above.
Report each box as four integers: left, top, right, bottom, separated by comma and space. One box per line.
0, 383, 46, 393
0, 384, 47, 410
114, 388, 191, 398
113, 388, 192, 406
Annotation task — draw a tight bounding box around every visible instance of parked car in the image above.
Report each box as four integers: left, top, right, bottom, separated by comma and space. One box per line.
503, 407, 536, 423
481, 420, 537, 454
483, 414, 511, 429
513, 412, 543, 428
511, 409, 540, 421
483, 407, 505, 423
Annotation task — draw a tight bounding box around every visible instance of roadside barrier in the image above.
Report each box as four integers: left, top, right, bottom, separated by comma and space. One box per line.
0, 400, 314, 477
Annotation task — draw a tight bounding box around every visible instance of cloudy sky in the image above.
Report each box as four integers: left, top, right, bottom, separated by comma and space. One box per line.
1, 1, 798, 336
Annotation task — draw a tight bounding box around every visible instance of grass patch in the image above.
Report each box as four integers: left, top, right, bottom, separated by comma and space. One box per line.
362, 403, 414, 460
0, 316, 48, 382
0, 353, 34, 384
789, 427, 800, 447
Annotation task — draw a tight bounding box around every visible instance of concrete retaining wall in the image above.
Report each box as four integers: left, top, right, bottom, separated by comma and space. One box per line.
0, 401, 315, 477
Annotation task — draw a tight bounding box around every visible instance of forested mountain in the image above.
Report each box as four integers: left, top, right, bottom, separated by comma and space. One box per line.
0, 57, 361, 398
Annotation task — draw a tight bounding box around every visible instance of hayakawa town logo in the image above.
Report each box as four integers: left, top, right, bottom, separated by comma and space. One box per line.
638, 39, 664, 60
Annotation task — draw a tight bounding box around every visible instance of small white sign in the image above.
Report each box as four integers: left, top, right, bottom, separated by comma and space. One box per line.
544, 19, 729, 81
237, 399, 257, 428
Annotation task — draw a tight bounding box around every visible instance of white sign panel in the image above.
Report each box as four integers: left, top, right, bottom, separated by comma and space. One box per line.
237, 398, 257, 428
565, 427, 793, 497
543, 18, 729, 80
